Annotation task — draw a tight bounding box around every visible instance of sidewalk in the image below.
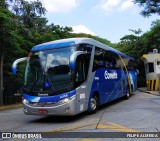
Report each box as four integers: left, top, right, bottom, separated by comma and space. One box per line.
138, 87, 160, 96
0, 103, 22, 110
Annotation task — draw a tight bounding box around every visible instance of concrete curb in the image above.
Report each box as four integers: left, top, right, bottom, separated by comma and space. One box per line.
138, 88, 160, 96
0, 103, 22, 110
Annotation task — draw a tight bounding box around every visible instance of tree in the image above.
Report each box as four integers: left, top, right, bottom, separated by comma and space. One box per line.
0, 8, 20, 105
141, 20, 160, 53
134, 0, 160, 17
72, 33, 116, 47
116, 29, 142, 52
0, 1, 11, 105
0, 0, 76, 105
11, 0, 46, 30
116, 20, 160, 86
0, 0, 46, 105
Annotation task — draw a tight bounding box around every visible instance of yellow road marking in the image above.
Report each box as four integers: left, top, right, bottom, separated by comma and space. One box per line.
47, 118, 97, 132
48, 124, 96, 132
77, 139, 100, 141
97, 124, 138, 132
13, 118, 140, 141
99, 119, 140, 132
46, 118, 140, 133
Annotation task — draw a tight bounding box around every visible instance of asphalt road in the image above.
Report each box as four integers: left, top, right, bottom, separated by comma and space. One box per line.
0, 90, 160, 140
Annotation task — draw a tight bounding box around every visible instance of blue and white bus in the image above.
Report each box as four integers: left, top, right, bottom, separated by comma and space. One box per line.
12, 38, 137, 115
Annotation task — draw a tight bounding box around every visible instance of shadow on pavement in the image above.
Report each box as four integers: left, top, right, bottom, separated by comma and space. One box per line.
29, 95, 135, 124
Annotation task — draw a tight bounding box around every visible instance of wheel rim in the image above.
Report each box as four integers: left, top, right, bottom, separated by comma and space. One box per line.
90, 98, 97, 111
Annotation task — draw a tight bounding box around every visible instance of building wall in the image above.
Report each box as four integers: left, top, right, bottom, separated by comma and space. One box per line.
142, 53, 160, 91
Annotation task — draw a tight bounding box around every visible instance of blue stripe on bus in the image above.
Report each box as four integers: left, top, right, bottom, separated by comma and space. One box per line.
23, 90, 76, 103
129, 70, 137, 92
31, 41, 75, 51
90, 68, 128, 106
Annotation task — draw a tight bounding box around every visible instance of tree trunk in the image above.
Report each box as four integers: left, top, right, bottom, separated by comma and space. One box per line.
0, 52, 4, 106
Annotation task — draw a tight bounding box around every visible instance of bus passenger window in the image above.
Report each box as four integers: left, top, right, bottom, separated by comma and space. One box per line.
92, 47, 105, 71
104, 51, 118, 69
77, 44, 93, 54
127, 59, 136, 71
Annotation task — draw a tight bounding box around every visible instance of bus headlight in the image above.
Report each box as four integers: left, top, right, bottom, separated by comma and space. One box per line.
23, 99, 29, 104
59, 96, 75, 104
59, 98, 70, 103
61, 98, 70, 103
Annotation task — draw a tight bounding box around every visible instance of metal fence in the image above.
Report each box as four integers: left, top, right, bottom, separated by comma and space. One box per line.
3, 94, 22, 105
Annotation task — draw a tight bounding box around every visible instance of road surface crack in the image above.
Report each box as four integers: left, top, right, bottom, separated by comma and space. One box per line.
95, 110, 106, 130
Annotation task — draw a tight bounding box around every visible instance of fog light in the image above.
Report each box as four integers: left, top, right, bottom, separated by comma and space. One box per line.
23, 108, 28, 113
65, 107, 70, 112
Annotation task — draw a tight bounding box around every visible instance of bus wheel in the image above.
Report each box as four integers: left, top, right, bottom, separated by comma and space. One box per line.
124, 88, 130, 100
88, 95, 99, 114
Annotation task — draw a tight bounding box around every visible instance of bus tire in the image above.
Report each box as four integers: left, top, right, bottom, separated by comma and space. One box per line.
87, 94, 99, 114
124, 87, 130, 100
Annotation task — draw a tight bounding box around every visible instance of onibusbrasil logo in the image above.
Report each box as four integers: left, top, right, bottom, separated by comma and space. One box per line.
104, 71, 118, 79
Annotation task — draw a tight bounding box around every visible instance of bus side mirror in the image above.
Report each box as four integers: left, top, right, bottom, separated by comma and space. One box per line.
69, 51, 85, 70
12, 57, 28, 74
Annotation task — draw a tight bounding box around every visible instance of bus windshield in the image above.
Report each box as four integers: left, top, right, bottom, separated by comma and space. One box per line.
24, 46, 75, 95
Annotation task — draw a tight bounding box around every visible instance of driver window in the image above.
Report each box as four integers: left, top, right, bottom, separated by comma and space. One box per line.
76, 56, 85, 82
75, 54, 90, 86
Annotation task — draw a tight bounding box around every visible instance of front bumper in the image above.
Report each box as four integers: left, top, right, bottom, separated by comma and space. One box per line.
23, 96, 77, 116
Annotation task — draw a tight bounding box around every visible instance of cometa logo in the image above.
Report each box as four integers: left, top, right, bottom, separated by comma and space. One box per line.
104, 71, 118, 79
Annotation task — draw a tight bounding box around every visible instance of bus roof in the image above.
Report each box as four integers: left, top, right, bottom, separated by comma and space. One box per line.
31, 38, 133, 59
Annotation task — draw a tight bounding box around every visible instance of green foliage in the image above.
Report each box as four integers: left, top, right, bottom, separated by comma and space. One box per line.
116, 20, 160, 87
134, 0, 160, 17
0, 0, 75, 105
71, 33, 116, 47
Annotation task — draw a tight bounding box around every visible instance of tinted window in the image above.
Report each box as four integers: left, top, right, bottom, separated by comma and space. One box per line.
127, 59, 136, 71
92, 47, 105, 71
77, 44, 92, 54
75, 54, 90, 87
76, 57, 85, 82
104, 51, 119, 69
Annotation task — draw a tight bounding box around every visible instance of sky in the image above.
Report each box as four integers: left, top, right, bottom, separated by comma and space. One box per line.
28, 0, 159, 43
